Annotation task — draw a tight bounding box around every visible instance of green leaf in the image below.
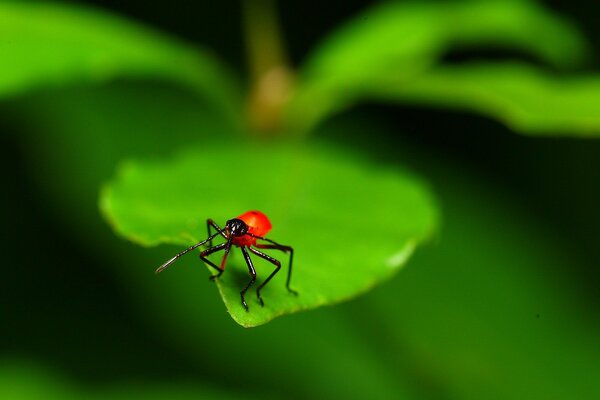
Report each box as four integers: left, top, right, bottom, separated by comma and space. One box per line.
0, 2, 240, 121
287, 0, 589, 132
100, 140, 438, 327
305, 1, 586, 79
0, 360, 257, 400
0, 362, 74, 400
372, 62, 600, 136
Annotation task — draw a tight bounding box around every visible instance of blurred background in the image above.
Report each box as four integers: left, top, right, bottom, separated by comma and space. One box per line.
2, 0, 600, 399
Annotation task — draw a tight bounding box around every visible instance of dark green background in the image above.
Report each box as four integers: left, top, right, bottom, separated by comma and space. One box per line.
2, 1, 599, 399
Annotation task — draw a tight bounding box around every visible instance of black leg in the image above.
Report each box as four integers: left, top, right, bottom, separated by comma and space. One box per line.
240, 246, 257, 312
254, 241, 297, 296
200, 243, 227, 280
155, 231, 221, 274
207, 218, 227, 248
248, 247, 281, 307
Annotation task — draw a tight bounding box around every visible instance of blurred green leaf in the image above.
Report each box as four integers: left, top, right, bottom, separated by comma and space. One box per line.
304, 0, 586, 80
100, 141, 438, 327
0, 360, 256, 400
95, 384, 258, 400
287, 0, 589, 132
0, 2, 240, 121
0, 361, 73, 400
373, 62, 600, 136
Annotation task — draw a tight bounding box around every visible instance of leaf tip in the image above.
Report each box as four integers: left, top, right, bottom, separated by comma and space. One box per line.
385, 240, 416, 270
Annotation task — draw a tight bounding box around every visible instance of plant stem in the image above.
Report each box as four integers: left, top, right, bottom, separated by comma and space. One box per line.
242, 0, 294, 135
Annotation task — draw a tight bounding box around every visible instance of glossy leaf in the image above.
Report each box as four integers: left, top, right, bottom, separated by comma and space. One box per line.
287, 0, 589, 132
373, 62, 600, 136
0, 2, 240, 121
100, 141, 439, 327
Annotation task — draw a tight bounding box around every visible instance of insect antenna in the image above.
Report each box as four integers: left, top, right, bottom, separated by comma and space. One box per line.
155, 231, 222, 274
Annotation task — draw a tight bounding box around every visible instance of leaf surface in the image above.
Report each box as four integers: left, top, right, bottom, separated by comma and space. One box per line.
100, 141, 438, 327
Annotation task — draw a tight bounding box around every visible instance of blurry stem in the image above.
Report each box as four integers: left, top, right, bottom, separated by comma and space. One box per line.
242, 0, 295, 135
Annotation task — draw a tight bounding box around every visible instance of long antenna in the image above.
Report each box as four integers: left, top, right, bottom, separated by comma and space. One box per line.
155, 231, 222, 274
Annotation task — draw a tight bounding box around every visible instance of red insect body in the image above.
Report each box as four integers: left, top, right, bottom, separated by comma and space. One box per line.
156, 209, 296, 310
232, 210, 272, 247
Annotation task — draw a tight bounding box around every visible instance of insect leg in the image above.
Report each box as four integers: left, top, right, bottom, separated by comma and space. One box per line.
254, 240, 297, 296
200, 242, 228, 280
207, 218, 228, 248
248, 247, 281, 307
240, 246, 257, 311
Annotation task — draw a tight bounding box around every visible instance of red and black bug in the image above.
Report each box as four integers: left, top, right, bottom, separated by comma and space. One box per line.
156, 211, 297, 311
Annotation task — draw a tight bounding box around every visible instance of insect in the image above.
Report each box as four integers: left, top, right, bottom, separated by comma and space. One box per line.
156, 210, 297, 311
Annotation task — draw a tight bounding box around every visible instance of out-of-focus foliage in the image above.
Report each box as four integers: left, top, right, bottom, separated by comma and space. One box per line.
303, 1, 588, 76
287, 1, 600, 136
0, 1, 241, 121
372, 62, 600, 135
101, 141, 438, 326
0, 361, 255, 399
